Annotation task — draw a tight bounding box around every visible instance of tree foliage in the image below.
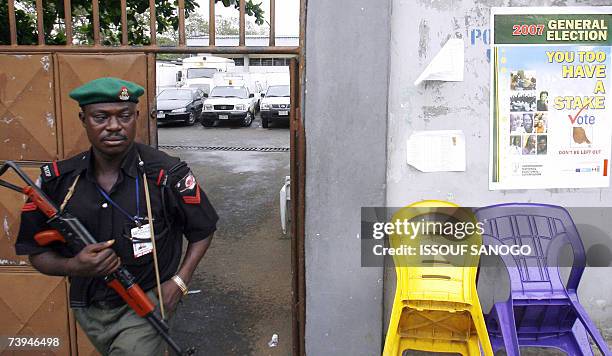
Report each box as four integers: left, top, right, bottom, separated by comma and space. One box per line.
0, 0, 265, 45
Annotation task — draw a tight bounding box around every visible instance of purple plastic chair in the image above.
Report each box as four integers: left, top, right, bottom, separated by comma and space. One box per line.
475, 203, 611, 356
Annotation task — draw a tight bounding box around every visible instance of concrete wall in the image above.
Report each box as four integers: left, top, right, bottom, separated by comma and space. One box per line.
304, 0, 391, 354
386, 0, 612, 334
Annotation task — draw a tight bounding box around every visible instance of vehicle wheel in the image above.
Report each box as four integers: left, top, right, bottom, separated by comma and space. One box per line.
185, 111, 196, 126
242, 112, 253, 127
202, 119, 214, 127
262, 117, 269, 128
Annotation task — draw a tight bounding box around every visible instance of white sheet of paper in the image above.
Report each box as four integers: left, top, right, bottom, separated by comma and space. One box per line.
406, 130, 466, 172
414, 38, 464, 86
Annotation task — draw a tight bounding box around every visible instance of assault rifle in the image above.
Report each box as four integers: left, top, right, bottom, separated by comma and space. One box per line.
0, 161, 184, 355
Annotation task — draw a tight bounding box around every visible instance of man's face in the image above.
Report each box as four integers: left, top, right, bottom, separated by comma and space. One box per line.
538, 138, 547, 152
80, 102, 138, 157
523, 114, 533, 127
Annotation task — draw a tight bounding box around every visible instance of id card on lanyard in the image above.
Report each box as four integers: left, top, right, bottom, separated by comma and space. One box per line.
96, 174, 153, 258
131, 224, 153, 257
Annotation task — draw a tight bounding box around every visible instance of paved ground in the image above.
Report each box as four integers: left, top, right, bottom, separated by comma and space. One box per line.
157, 114, 289, 148
160, 114, 292, 355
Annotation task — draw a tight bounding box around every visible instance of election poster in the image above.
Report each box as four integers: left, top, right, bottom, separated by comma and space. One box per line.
490, 8, 612, 190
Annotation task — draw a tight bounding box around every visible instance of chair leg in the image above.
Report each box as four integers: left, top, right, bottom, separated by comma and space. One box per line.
488, 333, 505, 355
565, 320, 594, 356
493, 302, 521, 356
383, 303, 403, 356
467, 334, 482, 356
470, 304, 494, 356
570, 298, 612, 356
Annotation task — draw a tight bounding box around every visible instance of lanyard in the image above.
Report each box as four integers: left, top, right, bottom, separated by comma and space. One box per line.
96, 173, 141, 225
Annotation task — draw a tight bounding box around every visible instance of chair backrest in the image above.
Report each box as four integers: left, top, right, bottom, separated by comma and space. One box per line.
390, 200, 481, 305
475, 203, 586, 298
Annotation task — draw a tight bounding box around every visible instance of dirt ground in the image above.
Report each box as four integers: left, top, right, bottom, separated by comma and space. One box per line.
159, 117, 292, 355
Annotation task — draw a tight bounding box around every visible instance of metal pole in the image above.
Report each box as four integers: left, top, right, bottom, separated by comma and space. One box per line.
149, 0, 156, 45
92, 0, 101, 45
239, 0, 245, 46
269, 0, 276, 47
178, 0, 186, 46
35, 0, 45, 45
121, 0, 128, 45
64, 0, 73, 45
8, 0, 17, 45
209, 0, 216, 47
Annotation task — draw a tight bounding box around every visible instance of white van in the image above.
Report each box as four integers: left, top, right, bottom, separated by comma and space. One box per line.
177, 55, 235, 94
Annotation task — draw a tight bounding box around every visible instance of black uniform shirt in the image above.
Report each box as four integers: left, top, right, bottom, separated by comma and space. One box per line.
15, 142, 218, 308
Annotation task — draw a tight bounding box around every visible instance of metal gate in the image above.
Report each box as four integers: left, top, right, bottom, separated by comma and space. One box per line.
0, 0, 306, 354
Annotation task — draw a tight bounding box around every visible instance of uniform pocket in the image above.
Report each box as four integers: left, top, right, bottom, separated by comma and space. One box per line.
116, 218, 169, 266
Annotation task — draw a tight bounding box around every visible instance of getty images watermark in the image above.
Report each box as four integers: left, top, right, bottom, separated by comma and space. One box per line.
371, 218, 531, 257
361, 205, 612, 268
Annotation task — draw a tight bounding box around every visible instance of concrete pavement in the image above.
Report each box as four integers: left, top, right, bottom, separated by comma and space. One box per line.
160, 115, 292, 355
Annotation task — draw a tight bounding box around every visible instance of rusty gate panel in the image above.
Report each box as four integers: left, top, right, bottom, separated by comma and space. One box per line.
57, 53, 150, 158
0, 0, 305, 352
0, 269, 71, 355
0, 166, 40, 265
0, 54, 58, 162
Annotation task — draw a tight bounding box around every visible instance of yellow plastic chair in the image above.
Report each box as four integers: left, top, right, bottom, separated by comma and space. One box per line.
383, 200, 493, 356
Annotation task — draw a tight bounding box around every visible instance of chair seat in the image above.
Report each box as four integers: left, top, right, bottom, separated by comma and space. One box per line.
399, 307, 474, 341
486, 302, 579, 334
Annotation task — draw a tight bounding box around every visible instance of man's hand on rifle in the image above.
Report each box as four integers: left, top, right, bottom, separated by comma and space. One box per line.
66, 240, 121, 277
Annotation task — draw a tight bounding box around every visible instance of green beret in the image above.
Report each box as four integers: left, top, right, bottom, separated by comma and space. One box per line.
69, 77, 144, 107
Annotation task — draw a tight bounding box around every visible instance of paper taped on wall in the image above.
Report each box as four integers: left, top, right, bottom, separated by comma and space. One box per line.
406, 130, 466, 172
414, 38, 464, 86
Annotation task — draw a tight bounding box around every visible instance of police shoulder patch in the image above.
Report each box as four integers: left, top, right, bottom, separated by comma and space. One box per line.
176, 170, 201, 204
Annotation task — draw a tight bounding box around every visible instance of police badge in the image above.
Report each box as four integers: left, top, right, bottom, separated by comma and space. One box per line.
119, 86, 130, 101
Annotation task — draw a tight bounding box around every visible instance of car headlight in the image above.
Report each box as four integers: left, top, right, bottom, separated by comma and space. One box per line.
204, 104, 213, 111
171, 107, 187, 113
261, 103, 270, 110
235, 104, 246, 111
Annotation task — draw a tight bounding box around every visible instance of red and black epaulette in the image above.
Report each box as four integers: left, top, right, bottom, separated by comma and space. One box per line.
39, 152, 85, 183
40, 161, 61, 181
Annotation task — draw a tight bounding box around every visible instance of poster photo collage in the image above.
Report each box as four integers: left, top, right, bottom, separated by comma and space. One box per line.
509, 70, 548, 156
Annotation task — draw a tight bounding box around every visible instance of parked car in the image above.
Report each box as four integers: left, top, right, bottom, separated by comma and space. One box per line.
156, 88, 204, 126
201, 86, 257, 127
260, 85, 290, 128
212, 73, 266, 112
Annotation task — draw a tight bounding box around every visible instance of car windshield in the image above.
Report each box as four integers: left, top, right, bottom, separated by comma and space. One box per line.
187, 68, 217, 79
266, 85, 290, 97
210, 86, 248, 99
158, 90, 192, 100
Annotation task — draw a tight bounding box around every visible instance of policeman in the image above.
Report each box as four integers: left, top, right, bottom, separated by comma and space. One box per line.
15, 77, 218, 355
